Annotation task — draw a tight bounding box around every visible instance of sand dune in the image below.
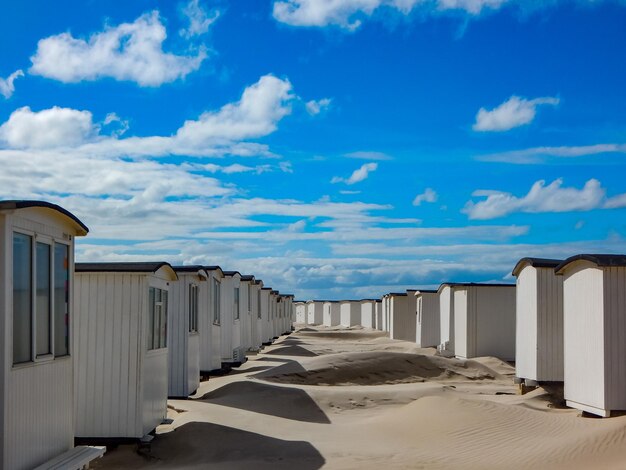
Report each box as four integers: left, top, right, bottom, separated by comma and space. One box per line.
94, 326, 626, 469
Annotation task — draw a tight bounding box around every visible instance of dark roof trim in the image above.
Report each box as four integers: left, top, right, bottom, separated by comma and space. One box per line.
76, 262, 178, 279
438, 282, 515, 293
389, 292, 408, 296
555, 254, 626, 274
512, 257, 563, 277
240, 275, 255, 281
0, 200, 89, 235
173, 265, 205, 272
414, 290, 437, 294
222, 270, 241, 277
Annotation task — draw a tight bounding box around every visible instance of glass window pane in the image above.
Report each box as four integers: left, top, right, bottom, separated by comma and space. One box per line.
213, 279, 220, 324
234, 287, 240, 320
148, 287, 155, 350
13, 233, 32, 364
36, 243, 51, 356
54, 243, 70, 357
161, 290, 168, 348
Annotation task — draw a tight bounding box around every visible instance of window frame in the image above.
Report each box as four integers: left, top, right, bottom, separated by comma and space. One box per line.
233, 286, 240, 321
189, 283, 199, 334
148, 286, 168, 351
11, 229, 72, 367
213, 278, 221, 325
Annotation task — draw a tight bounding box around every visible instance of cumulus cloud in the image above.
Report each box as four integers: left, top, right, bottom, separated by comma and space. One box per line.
180, 0, 220, 38
0, 70, 24, 99
0, 74, 294, 158
305, 97, 332, 115
412, 188, 438, 206
30, 11, 206, 86
473, 95, 559, 132
463, 178, 609, 219
332, 162, 378, 185
273, 0, 509, 29
0, 106, 99, 149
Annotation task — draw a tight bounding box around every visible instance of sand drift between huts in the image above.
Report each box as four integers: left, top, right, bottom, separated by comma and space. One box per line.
92, 326, 626, 470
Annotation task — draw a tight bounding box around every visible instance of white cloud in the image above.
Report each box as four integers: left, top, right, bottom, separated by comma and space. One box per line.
305, 97, 332, 115
476, 143, 626, 164
473, 95, 559, 132
0, 74, 293, 159
180, 0, 220, 38
0, 106, 98, 149
412, 188, 438, 206
30, 11, 206, 86
332, 162, 378, 185
0, 70, 24, 99
463, 178, 608, 219
343, 150, 393, 161
272, 0, 509, 29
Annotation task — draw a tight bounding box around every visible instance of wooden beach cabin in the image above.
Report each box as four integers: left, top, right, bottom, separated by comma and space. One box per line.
555, 254, 626, 417
270, 290, 279, 338
168, 266, 207, 398
200, 266, 223, 374
323, 301, 341, 326
0, 201, 105, 469
340, 300, 360, 327
448, 283, 516, 361
249, 279, 263, 350
512, 258, 563, 386
307, 300, 324, 325
74, 262, 177, 439
260, 287, 273, 344
360, 299, 377, 328
415, 290, 440, 348
388, 292, 415, 342
375, 300, 382, 330
240, 275, 255, 352
437, 284, 456, 355
221, 271, 245, 366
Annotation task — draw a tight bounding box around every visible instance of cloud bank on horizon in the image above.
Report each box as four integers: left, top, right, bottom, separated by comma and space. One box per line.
1, 0, 625, 299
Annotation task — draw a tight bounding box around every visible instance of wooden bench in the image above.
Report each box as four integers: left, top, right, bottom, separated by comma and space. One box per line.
33, 446, 106, 470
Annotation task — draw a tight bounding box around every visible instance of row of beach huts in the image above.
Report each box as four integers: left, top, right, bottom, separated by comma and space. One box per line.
0, 201, 295, 470
297, 255, 626, 419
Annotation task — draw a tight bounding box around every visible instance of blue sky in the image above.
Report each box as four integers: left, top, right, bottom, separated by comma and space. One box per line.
1, 0, 626, 299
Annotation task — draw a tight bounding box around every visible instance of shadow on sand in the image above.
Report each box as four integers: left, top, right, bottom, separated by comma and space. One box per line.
263, 345, 318, 357
149, 421, 326, 469
198, 380, 331, 424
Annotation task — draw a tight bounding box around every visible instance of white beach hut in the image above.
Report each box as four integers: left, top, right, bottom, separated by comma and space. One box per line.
284, 295, 294, 332
375, 300, 382, 330
260, 287, 273, 344
74, 262, 177, 439
415, 290, 440, 348
323, 301, 341, 326
437, 284, 456, 355
512, 258, 563, 386
447, 283, 516, 361
360, 299, 377, 328
249, 279, 263, 350
555, 254, 626, 417
270, 290, 280, 338
240, 275, 255, 352
388, 293, 416, 342
294, 301, 307, 324
200, 266, 223, 374
340, 301, 360, 327
221, 271, 245, 366
307, 300, 324, 325
0, 201, 105, 469
168, 266, 206, 398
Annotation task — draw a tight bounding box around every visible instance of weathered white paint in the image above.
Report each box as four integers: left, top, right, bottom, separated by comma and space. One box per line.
249, 281, 263, 350
306, 301, 324, 325
375, 300, 382, 330
260, 288, 272, 343
514, 260, 563, 383
340, 301, 360, 327
558, 256, 626, 417
438, 285, 455, 354
415, 290, 440, 347
220, 272, 242, 364
0, 203, 87, 470
294, 302, 307, 324
389, 294, 415, 342
360, 300, 376, 328
74, 264, 176, 439
452, 284, 516, 361
199, 267, 223, 373
381, 295, 391, 332
168, 268, 205, 398
323, 301, 341, 326
239, 278, 252, 352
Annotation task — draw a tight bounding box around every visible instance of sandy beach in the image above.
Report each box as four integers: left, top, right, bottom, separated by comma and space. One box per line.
93, 326, 626, 469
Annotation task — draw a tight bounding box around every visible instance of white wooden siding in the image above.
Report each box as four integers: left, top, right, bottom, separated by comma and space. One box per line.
390, 296, 415, 342
340, 302, 360, 326
360, 302, 375, 328
295, 303, 307, 323
604, 267, 626, 411
439, 286, 454, 352
307, 302, 323, 325
515, 266, 538, 380
323, 302, 340, 326
416, 292, 440, 347
563, 262, 605, 412
199, 270, 222, 373
375, 301, 382, 330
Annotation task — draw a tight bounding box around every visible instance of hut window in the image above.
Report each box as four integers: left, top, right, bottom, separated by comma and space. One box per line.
13, 233, 33, 364
257, 290, 262, 319
189, 284, 198, 333
36, 242, 52, 357
213, 278, 221, 325
54, 243, 70, 357
148, 287, 168, 350
234, 287, 240, 320
247, 286, 251, 314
